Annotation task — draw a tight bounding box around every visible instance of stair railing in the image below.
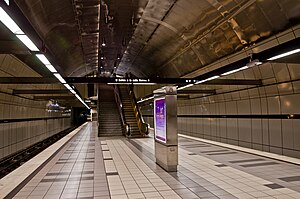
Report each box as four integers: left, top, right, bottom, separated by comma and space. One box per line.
127, 85, 149, 136
113, 85, 130, 136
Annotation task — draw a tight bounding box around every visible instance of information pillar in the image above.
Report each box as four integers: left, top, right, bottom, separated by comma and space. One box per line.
154, 86, 178, 172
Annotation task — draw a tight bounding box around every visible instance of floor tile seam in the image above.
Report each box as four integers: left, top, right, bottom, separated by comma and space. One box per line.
80, 125, 110, 197
128, 140, 155, 162
105, 140, 128, 196
133, 139, 155, 155
43, 125, 95, 198
10, 124, 90, 199
134, 138, 275, 198
111, 140, 172, 198
46, 129, 89, 198
178, 134, 300, 166
177, 138, 300, 193
178, 158, 300, 197
108, 140, 147, 182
122, 139, 202, 198
132, 140, 154, 155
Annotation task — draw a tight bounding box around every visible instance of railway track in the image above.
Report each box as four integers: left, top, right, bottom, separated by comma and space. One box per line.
0, 126, 78, 179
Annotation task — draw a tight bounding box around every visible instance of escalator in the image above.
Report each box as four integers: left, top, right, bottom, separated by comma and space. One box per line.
118, 85, 149, 138
119, 85, 142, 138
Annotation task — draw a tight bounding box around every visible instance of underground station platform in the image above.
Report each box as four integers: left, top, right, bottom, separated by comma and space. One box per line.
1, 0, 300, 199
0, 121, 300, 199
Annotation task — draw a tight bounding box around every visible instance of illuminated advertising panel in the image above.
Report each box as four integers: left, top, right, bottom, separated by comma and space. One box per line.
154, 97, 166, 143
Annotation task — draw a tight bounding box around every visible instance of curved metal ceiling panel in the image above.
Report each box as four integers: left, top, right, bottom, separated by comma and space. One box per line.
15, 0, 86, 76
13, 0, 300, 78
119, 0, 300, 78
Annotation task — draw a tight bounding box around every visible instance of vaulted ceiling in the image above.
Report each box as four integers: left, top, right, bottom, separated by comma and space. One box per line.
5, 0, 300, 79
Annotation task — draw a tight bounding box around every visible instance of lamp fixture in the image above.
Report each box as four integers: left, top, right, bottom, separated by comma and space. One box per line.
117, 54, 121, 60
177, 84, 194, 91
137, 96, 154, 103
107, 82, 156, 85
221, 66, 248, 76
267, 49, 300, 61
36, 54, 51, 65
53, 73, 66, 84
16, 34, 39, 51
63, 84, 72, 91
195, 75, 220, 85
45, 65, 57, 73
0, 7, 23, 34
0, 6, 90, 109
101, 38, 106, 47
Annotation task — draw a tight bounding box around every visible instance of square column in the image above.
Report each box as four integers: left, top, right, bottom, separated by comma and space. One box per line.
154, 86, 178, 172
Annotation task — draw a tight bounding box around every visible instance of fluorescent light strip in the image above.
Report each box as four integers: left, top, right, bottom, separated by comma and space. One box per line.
177, 84, 194, 91
63, 84, 72, 90
16, 34, 39, 51
107, 83, 157, 85
267, 49, 300, 61
0, 8, 90, 110
221, 66, 248, 76
36, 54, 51, 65
0, 7, 24, 34
45, 64, 57, 73
75, 94, 90, 109
53, 73, 66, 84
195, 75, 220, 85
137, 96, 154, 103
36, 54, 58, 72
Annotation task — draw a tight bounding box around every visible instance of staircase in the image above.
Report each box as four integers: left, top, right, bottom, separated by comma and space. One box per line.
119, 85, 142, 138
98, 85, 123, 137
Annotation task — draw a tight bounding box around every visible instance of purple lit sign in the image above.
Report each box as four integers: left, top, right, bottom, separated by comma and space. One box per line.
154, 98, 166, 143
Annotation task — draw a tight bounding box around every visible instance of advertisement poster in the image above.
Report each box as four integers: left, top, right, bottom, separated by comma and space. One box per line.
154, 98, 166, 143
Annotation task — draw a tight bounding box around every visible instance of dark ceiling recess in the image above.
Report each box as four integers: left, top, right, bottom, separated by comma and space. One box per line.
99, 0, 148, 76
72, 0, 101, 76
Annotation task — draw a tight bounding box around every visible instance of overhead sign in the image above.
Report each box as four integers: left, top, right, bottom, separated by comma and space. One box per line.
154, 98, 166, 143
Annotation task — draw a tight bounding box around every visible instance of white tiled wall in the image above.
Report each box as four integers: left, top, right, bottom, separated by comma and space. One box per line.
176, 62, 300, 159
0, 92, 71, 160
141, 62, 300, 159
0, 55, 71, 160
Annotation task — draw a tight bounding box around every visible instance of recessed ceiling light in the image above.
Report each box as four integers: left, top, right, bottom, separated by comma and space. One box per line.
195, 75, 220, 85
267, 49, 300, 61
16, 34, 39, 51
53, 73, 66, 84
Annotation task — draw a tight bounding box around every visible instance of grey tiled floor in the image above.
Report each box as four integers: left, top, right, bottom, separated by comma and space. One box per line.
13, 123, 109, 199
11, 123, 300, 199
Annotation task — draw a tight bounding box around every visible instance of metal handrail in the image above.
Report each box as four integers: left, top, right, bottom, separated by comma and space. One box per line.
128, 85, 149, 136
113, 85, 130, 136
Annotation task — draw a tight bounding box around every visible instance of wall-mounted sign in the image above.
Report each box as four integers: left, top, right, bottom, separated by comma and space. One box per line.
154, 98, 166, 143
